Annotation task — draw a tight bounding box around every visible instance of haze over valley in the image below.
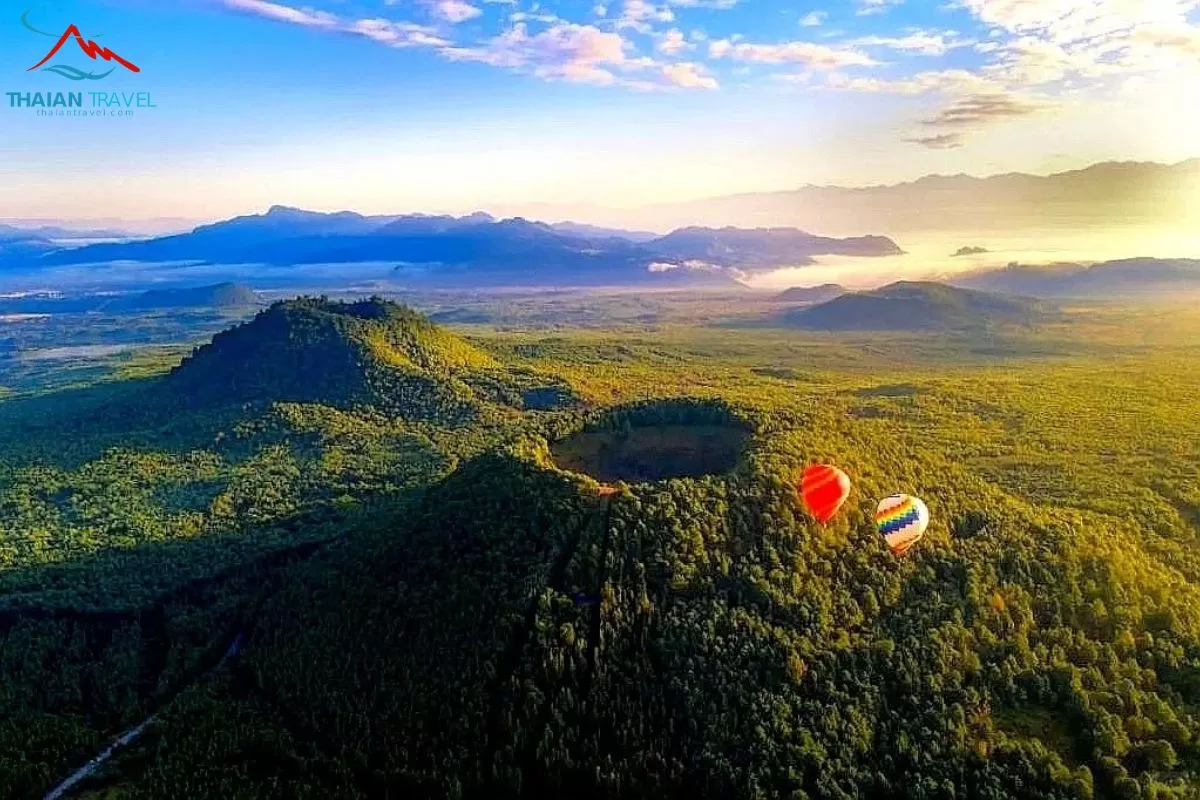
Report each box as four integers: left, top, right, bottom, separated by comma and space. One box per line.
3, 158, 1198, 295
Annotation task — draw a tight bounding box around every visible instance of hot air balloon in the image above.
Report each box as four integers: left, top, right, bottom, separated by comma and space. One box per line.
799, 464, 852, 524
875, 494, 929, 556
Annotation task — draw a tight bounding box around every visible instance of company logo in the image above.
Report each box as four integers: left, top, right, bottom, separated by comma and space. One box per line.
20, 7, 140, 81
7, 7, 155, 118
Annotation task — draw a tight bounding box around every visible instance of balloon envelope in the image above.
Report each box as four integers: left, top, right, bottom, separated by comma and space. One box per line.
875, 494, 929, 556
800, 464, 852, 524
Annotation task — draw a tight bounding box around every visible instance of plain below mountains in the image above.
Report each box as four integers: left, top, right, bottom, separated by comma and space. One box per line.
777, 281, 1051, 331
0, 282, 261, 315
20, 207, 902, 288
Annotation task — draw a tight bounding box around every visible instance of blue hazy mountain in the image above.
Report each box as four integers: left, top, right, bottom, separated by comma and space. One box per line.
952, 258, 1200, 298
649, 226, 903, 268
0, 224, 130, 241
27, 207, 902, 288
547, 221, 660, 242
0, 236, 58, 262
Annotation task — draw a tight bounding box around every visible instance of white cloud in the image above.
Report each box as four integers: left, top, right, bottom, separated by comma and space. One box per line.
661, 61, 718, 88
823, 68, 1002, 95
853, 30, 969, 56
657, 28, 692, 54
223, 1, 449, 47
222, 0, 337, 28
510, 10, 564, 23
666, 0, 740, 8
427, 0, 482, 23
709, 38, 878, 68
799, 11, 826, 26
349, 18, 450, 47
857, 0, 903, 16
955, 0, 1200, 88
617, 0, 675, 32
441, 22, 630, 84
594, 3, 608, 15
649, 260, 740, 277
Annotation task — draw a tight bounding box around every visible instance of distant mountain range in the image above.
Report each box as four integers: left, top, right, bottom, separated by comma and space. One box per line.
547, 221, 659, 242
778, 281, 1050, 331
15, 206, 901, 289
0, 282, 261, 315
0, 217, 191, 237
499, 159, 1200, 236
0, 237, 58, 262
648, 227, 900, 269
950, 258, 1200, 298
0, 223, 129, 241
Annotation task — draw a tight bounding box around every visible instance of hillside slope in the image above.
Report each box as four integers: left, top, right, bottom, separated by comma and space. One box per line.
167, 296, 572, 419
118, 282, 261, 310
775, 283, 848, 303
781, 281, 1048, 331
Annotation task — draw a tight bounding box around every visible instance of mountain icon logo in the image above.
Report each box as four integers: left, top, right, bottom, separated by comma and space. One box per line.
21, 7, 140, 81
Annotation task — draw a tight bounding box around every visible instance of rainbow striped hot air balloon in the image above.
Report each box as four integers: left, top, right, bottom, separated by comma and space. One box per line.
875, 494, 929, 556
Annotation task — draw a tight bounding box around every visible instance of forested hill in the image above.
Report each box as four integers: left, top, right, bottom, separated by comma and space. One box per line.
121, 282, 261, 310
781, 281, 1049, 331
167, 296, 572, 418
93, 393, 1200, 800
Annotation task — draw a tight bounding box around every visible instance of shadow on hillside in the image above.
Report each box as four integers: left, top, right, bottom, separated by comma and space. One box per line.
0, 491, 416, 800
0, 375, 279, 469
0, 493, 402, 615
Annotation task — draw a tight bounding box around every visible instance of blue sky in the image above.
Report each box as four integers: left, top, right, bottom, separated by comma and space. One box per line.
1, 0, 1198, 222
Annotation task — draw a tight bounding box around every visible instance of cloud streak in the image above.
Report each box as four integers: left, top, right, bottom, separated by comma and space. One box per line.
219, 0, 718, 90
903, 92, 1048, 148
222, 0, 337, 28
904, 133, 966, 149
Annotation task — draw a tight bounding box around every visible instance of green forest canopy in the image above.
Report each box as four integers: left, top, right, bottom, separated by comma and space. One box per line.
0, 297, 1198, 799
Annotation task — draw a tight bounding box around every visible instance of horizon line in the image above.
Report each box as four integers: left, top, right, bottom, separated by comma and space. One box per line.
4, 155, 1198, 230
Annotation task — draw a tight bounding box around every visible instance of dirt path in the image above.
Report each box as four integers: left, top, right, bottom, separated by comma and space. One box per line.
42, 633, 244, 800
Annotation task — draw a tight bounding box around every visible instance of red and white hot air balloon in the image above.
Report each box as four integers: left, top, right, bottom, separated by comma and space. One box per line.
798, 464, 852, 524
